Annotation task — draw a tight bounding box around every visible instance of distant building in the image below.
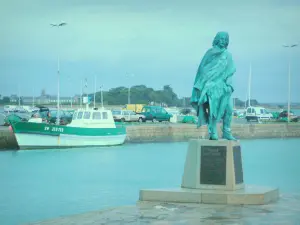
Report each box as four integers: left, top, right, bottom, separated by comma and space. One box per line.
22, 96, 34, 104
8, 94, 78, 105
10, 95, 18, 103
37, 94, 51, 104
49, 96, 77, 104
73, 95, 81, 103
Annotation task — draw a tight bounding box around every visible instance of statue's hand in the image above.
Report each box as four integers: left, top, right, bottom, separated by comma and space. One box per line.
225, 85, 233, 93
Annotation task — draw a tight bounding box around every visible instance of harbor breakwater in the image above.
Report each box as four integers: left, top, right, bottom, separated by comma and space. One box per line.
1, 123, 300, 150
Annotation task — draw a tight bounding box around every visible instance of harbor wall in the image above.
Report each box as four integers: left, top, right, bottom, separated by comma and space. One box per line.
1, 123, 300, 150
126, 123, 300, 143
0, 128, 17, 150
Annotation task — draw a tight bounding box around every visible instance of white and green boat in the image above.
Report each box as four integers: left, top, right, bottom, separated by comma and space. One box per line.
11, 108, 127, 149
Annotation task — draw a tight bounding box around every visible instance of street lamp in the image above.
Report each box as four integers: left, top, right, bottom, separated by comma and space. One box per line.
18, 83, 21, 107
67, 76, 73, 109
50, 22, 67, 125
99, 85, 104, 109
126, 73, 134, 104
282, 43, 298, 123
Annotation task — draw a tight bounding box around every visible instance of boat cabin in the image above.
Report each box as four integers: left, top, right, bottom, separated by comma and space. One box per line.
67, 108, 116, 128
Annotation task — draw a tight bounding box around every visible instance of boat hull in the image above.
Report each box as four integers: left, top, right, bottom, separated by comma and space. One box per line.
11, 122, 127, 149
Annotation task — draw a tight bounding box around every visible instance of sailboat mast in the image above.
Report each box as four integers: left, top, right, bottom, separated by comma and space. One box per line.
18, 83, 21, 107
80, 80, 83, 108
100, 86, 104, 109
94, 75, 96, 108
32, 88, 35, 107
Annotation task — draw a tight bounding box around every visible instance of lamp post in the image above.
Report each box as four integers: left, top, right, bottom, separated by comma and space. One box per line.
126, 74, 134, 104
99, 86, 104, 109
67, 76, 72, 108
283, 43, 298, 123
50, 22, 67, 125
248, 63, 252, 107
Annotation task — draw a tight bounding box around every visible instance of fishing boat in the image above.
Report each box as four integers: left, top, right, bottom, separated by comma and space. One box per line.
10, 107, 127, 149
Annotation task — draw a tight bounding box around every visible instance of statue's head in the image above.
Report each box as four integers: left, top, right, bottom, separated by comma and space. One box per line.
212, 31, 229, 49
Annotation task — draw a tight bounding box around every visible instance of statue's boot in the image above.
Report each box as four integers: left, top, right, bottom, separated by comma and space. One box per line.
208, 117, 218, 140
222, 112, 236, 141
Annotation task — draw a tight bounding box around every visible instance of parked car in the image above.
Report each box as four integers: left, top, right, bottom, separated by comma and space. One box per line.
112, 110, 146, 122
140, 106, 172, 122
278, 110, 298, 122
245, 107, 273, 122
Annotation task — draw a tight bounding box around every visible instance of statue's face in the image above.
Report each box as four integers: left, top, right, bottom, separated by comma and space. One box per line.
212, 32, 229, 49
217, 36, 227, 48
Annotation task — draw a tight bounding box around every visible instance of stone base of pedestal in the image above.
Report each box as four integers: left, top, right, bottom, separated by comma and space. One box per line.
139, 139, 279, 205
139, 185, 279, 205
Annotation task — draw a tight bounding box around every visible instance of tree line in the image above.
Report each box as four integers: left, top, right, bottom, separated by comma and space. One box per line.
91, 85, 260, 107
90, 85, 189, 107
1, 86, 262, 108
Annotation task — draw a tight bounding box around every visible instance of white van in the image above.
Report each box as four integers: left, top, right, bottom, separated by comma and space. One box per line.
4, 105, 16, 113
245, 107, 273, 122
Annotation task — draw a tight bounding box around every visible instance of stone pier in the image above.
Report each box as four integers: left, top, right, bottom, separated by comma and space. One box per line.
26, 193, 300, 225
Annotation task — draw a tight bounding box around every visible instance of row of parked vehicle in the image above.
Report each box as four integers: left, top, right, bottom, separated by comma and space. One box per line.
3, 106, 74, 126
239, 106, 298, 122
3, 105, 175, 126
112, 105, 173, 122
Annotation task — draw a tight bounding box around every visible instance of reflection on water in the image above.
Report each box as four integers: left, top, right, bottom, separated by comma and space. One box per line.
0, 139, 300, 224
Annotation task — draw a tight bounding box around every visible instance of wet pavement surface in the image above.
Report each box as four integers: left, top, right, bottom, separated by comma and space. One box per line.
26, 193, 300, 225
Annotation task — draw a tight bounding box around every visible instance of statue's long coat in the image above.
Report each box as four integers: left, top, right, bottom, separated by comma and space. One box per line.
190, 47, 236, 127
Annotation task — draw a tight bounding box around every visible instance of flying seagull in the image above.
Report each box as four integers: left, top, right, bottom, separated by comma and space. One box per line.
282, 43, 298, 48
50, 22, 67, 27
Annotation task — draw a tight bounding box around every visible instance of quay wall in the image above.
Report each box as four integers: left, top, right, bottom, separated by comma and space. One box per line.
0, 123, 300, 150
126, 123, 300, 143
0, 128, 17, 150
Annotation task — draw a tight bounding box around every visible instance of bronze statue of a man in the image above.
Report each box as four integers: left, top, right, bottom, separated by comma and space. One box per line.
190, 31, 236, 140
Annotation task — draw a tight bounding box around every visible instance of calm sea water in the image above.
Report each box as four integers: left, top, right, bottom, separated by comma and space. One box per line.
0, 139, 300, 225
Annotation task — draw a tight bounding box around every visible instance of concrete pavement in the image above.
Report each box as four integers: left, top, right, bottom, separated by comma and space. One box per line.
26, 193, 300, 225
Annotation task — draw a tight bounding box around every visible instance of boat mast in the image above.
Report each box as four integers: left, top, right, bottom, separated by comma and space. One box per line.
18, 83, 21, 107
68, 76, 72, 109
94, 75, 96, 108
80, 79, 83, 108
57, 55, 60, 124
32, 87, 35, 107
85, 78, 88, 110
100, 85, 104, 109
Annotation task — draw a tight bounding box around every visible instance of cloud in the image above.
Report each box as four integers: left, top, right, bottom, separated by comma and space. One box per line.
0, 0, 299, 102
2, 0, 299, 62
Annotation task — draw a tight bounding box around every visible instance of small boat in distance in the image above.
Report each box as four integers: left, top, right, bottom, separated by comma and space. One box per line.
11, 107, 127, 150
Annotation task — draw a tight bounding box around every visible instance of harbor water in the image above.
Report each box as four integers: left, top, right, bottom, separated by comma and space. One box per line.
0, 139, 300, 225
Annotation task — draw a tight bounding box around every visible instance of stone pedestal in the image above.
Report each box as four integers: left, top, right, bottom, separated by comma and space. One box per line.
139, 139, 279, 205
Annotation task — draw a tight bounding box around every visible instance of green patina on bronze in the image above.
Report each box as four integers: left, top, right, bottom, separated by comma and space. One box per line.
190, 31, 236, 140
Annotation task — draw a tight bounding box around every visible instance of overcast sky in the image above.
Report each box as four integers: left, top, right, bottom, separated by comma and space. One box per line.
0, 0, 299, 103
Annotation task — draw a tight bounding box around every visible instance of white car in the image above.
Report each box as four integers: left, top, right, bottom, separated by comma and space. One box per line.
245, 107, 273, 122
112, 110, 146, 122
